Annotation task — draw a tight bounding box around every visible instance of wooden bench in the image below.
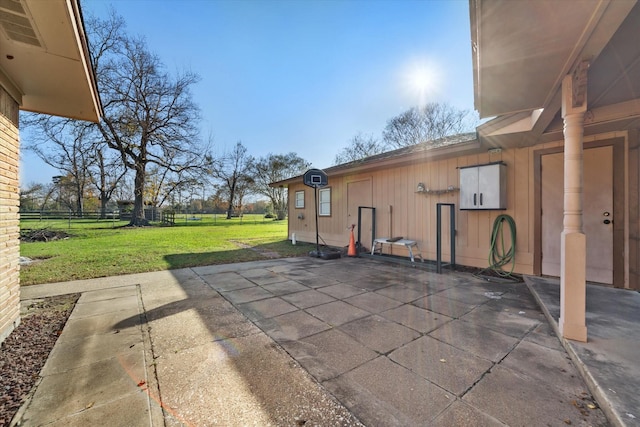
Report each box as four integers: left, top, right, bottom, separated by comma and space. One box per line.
371, 238, 423, 263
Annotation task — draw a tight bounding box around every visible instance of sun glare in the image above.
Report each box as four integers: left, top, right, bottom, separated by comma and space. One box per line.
402, 60, 442, 105
409, 66, 433, 92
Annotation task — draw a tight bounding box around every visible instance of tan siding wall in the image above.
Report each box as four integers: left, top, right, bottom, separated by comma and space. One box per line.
288, 132, 638, 287
0, 86, 21, 344
289, 147, 536, 274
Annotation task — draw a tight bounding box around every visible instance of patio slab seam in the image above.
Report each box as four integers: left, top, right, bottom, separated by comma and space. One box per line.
137, 283, 171, 427
14, 259, 623, 426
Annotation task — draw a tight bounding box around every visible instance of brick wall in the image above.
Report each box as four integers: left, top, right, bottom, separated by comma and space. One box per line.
0, 86, 20, 344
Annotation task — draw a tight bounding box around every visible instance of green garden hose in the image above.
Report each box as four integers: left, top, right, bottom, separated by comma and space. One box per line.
488, 214, 517, 277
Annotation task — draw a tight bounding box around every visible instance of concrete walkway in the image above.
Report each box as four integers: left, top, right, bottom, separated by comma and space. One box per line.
14, 257, 620, 426
526, 276, 640, 427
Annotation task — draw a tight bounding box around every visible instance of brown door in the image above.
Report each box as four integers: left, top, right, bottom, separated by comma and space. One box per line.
347, 179, 373, 250
541, 146, 613, 284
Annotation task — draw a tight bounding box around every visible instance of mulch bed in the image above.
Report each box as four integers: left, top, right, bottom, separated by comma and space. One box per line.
0, 294, 78, 426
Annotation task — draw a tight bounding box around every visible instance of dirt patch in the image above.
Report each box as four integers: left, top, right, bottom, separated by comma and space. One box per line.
20, 229, 72, 243
0, 294, 79, 426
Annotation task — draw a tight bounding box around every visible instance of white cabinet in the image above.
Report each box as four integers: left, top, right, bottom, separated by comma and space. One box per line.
459, 163, 507, 210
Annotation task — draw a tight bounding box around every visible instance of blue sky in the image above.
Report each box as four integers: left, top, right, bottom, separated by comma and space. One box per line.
20, 0, 475, 185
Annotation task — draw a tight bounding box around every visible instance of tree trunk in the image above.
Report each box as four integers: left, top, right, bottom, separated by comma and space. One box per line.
75, 197, 83, 218
98, 151, 107, 219
273, 193, 287, 220
99, 196, 108, 219
226, 179, 236, 219
130, 164, 149, 226
75, 182, 84, 218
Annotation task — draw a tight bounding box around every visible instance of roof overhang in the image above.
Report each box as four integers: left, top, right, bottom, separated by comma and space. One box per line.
471, 0, 640, 149
0, 0, 102, 122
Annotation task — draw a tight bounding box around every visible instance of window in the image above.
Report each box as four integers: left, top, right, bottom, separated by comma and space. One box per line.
295, 190, 304, 208
319, 187, 331, 216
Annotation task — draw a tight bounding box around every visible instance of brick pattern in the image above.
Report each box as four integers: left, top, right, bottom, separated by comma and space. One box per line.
0, 86, 21, 344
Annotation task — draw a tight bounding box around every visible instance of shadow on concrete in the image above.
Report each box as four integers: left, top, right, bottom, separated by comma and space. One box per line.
20, 256, 629, 425
112, 299, 193, 330
162, 241, 314, 270
141, 256, 613, 426
159, 249, 268, 269
133, 256, 363, 426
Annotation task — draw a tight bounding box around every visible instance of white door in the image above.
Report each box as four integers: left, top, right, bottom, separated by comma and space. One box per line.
541, 146, 613, 284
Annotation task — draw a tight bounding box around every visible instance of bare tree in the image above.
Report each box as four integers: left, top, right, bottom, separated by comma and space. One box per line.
333, 133, 386, 165
111, 175, 134, 205
22, 116, 126, 218
211, 142, 255, 219
252, 152, 310, 219
51, 175, 78, 212
23, 117, 94, 216
331, 103, 477, 166
88, 12, 209, 225
19, 182, 46, 211
89, 145, 128, 218
209, 186, 229, 214
145, 162, 208, 209
145, 165, 172, 208
38, 182, 58, 211
382, 102, 476, 149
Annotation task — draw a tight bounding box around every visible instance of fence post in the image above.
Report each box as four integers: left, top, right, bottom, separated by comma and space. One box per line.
68, 209, 72, 229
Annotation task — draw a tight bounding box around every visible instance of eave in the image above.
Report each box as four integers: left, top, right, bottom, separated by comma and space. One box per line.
472, 0, 639, 147
0, 0, 102, 122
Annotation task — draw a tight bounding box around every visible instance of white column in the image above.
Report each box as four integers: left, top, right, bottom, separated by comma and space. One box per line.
559, 70, 588, 342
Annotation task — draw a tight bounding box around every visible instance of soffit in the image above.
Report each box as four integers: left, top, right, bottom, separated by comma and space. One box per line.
0, 0, 101, 122
587, 1, 640, 110
471, 0, 638, 119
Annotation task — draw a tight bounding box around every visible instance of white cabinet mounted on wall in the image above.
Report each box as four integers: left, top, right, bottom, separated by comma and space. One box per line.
459, 162, 507, 210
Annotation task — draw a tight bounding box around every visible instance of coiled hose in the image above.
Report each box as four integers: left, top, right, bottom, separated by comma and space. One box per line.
488, 214, 516, 277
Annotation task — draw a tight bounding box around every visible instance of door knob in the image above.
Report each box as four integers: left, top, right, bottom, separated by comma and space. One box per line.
603, 219, 611, 225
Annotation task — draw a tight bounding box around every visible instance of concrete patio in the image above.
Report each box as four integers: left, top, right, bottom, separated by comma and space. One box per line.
14, 256, 633, 426
526, 276, 640, 427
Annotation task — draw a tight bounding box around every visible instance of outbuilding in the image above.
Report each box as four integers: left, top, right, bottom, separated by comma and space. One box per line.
275, 0, 640, 342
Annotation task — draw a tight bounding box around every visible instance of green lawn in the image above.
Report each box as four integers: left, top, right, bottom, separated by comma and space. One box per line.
20, 215, 315, 285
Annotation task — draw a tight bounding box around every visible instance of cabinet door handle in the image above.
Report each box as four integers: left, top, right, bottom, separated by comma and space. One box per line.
473, 193, 477, 206
480, 193, 483, 206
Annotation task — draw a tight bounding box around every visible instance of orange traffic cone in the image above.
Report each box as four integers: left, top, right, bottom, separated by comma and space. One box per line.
348, 225, 357, 257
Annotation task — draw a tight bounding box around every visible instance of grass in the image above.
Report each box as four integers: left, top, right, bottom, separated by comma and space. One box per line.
20, 215, 317, 285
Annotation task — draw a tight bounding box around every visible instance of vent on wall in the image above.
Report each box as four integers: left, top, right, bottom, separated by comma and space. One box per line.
0, 0, 41, 47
